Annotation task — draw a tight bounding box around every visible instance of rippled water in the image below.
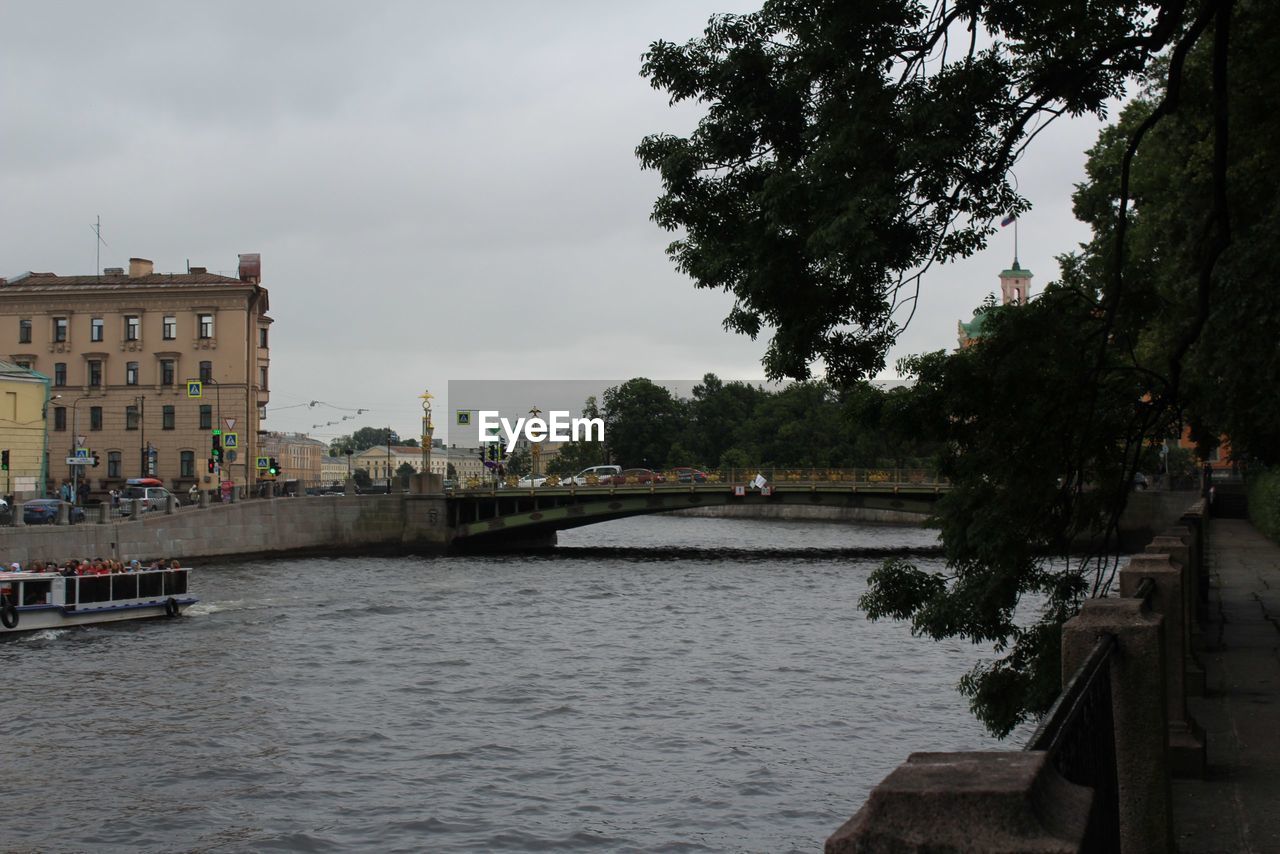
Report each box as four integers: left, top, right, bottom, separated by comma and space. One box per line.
3, 516, 1011, 852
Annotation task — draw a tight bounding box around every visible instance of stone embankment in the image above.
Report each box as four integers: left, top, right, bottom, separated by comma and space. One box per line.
0, 493, 448, 565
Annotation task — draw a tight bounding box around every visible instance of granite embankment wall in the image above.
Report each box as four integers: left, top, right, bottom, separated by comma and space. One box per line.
672, 488, 1201, 538
0, 494, 449, 565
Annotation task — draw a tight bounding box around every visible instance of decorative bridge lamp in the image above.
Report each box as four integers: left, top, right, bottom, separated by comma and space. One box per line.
419, 390, 434, 477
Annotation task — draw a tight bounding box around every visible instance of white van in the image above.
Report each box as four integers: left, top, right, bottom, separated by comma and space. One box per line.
122, 485, 173, 514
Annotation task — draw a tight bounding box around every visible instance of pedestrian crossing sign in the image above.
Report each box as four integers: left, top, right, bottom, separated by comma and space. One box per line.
256, 456, 269, 470
224, 432, 238, 449
187, 381, 202, 398
456, 410, 471, 426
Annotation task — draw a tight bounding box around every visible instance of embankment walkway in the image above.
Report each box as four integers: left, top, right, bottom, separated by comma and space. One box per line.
1174, 518, 1280, 852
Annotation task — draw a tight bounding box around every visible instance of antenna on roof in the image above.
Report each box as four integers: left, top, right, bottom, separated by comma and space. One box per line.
90, 215, 109, 276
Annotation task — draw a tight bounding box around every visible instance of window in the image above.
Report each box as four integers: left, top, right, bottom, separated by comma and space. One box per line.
126, 362, 139, 385
258, 327, 268, 348
90, 406, 103, 430
108, 451, 122, 479
180, 451, 195, 478
54, 408, 66, 431
162, 405, 175, 430
125, 315, 140, 341
163, 315, 176, 340
53, 317, 68, 342
126, 405, 139, 431
18, 319, 31, 343
198, 313, 214, 339
199, 361, 212, 382
91, 317, 104, 342
54, 363, 66, 387
199, 405, 212, 430
88, 360, 103, 387
160, 359, 175, 386
259, 366, 268, 389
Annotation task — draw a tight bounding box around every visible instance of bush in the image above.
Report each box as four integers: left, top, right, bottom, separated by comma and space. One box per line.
1247, 468, 1280, 543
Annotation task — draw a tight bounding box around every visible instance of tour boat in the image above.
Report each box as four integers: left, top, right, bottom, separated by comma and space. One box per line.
0, 567, 197, 634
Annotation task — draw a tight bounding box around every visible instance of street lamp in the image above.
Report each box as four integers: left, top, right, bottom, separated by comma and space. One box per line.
419, 390, 433, 478
529, 406, 542, 480
386, 426, 393, 493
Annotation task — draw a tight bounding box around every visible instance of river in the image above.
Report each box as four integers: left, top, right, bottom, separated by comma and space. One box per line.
3, 515, 1011, 852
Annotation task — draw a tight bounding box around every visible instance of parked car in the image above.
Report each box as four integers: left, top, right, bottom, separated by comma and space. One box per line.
562, 465, 622, 486
119, 485, 173, 515
672, 466, 708, 483
22, 499, 86, 525
517, 474, 548, 487
1132, 473, 1150, 491
604, 468, 666, 485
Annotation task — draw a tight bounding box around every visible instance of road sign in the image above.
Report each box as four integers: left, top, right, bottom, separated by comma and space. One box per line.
66, 457, 90, 465
456, 410, 471, 426
256, 456, 269, 470
76, 434, 87, 446
224, 432, 239, 449
225, 417, 237, 430
187, 381, 202, 398
227, 449, 238, 463
74, 447, 89, 459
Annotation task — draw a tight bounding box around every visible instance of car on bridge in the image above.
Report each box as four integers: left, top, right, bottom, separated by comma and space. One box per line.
517, 474, 548, 487
672, 466, 708, 483
562, 465, 621, 486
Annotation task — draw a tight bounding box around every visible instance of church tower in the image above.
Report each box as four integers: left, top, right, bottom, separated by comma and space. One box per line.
998, 258, 1033, 305
957, 258, 1034, 348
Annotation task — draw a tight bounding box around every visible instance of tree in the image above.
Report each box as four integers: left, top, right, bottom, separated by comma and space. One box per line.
602, 379, 686, 467
395, 462, 416, 487
352, 467, 372, 490
642, 0, 1269, 736
446, 462, 457, 480
330, 427, 399, 455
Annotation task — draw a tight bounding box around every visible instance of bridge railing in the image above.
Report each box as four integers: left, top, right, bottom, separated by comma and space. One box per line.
454, 467, 947, 492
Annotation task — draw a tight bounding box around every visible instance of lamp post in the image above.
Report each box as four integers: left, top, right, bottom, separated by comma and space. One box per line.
419, 390, 433, 479
133, 395, 147, 478
529, 406, 542, 481
386, 427, 393, 493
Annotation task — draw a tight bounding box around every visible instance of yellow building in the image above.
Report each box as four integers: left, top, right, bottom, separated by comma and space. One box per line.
0, 361, 53, 499
260, 432, 326, 484
0, 255, 271, 496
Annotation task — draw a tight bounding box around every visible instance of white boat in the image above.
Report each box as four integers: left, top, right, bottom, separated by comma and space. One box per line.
0, 567, 197, 634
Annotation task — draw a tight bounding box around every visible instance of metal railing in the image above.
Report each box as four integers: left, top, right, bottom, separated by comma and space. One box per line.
1022, 576, 1157, 852
454, 467, 946, 492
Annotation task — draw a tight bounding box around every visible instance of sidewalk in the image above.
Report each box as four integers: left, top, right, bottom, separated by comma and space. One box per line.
1173, 518, 1280, 853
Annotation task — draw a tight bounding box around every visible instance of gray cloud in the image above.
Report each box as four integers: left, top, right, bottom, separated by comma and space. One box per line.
2, 1, 1108, 444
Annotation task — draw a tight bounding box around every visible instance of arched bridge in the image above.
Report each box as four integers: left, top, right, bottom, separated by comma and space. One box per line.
447, 468, 948, 544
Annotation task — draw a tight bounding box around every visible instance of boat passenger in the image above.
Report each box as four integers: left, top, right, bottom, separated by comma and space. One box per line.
170, 559, 180, 569
129, 559, 142, 572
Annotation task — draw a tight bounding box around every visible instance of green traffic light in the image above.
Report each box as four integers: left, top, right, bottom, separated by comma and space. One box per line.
212, 429, 222, 436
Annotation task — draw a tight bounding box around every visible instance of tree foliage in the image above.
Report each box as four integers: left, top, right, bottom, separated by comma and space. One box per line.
329, 427, 400, 456
642, 0, 1271, 735
639, 0, 1195, 383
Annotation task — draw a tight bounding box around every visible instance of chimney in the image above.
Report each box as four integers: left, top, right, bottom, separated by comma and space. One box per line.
128, 257, 154, 278
238, 252, 261, 283
189, 266, 207, 274
103, 266, 124, 275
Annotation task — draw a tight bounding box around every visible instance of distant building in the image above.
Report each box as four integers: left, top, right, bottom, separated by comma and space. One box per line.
259, 432, 326, 483
353, 444, 427, 481
0, 255, 271, 495
0, 361, 53, 498
320, 453, 350, 486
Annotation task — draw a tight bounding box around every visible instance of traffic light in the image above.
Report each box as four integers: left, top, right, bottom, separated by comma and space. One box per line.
207, 457, 215, 473
268, 457, 280, 477
92, 451, 100, 468
1, 449, 8, 471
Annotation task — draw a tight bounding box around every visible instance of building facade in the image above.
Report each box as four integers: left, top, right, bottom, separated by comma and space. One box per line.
0, 361, 53, 499
259, 431, 326, 484
0, 255, 271, 496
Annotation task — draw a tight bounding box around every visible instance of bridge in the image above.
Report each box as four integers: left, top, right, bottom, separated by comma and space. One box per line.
447, 468, 948, 543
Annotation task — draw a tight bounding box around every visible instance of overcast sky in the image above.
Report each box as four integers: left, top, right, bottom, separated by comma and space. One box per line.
2, 1, 1110, 445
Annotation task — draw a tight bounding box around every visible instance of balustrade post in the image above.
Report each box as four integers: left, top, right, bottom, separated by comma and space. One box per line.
13, 501, 24, 527
57, 502, 70, 525
97, 503, 109, 524
130, 498, 142, 518
1062, 598, 1172, 852
1177, 504, 1208, 624
824, 751, 1092, 853
165, 493, 177, 515
199, 488, 209, 508
1120, 554, 1205, 778
1147, 533, 1205, 696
